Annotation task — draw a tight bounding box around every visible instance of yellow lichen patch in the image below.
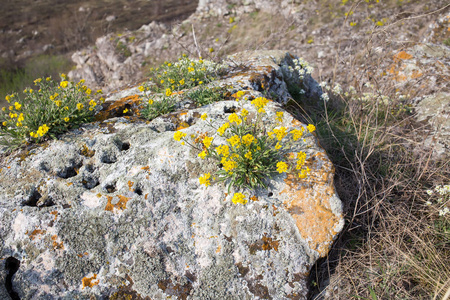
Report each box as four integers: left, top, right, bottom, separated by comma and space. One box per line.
51, 235, 64, 250
393, 50, 413, 62
176, 121, 190, 130
216, 245, 221, 253
80, 144, 95, 157
66, 182, 73, 186
281, 151, 340, 257
82, 274, 99, 289
105, 195, 130, 212
127, 181, 134, 191
250, 195, 259, 202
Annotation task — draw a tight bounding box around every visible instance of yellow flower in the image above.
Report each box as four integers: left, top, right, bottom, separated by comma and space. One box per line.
199, 173, 211, 186
298, 167, 310, 179
216, 144, 230, 157
227, 135, 240, 148
34, 78, 42, 84
232, 193, 247, 205
160, 79, 165, 84
123, 108, 129, 114
76, 103, 84, 110
9, 112, 17, 119
173, 131, 187, 141
188, 67, 194, 73
223, 160, 237, 172
5, 95, 10, 102
60, 81, 69, 88
17, 113, 24, 123
179, 79, 185, 85
64, 117, 70, 122
2, 121, 7, 126
296, 151, 306, 170
165, 88, 172, 97
86, 88, 92, 95
307, 124, 316, 133
202, 136, 213, 149
168, 63, 172, 67
55, 100, 62, 107
241, 134, 255, 147
64, 106, 69, 111
1, 107, 5, 111
9, 106, 13, 111
201, 113, 208, 120
61, 73, 67, 79
138, 86, 145, 92
273, 127, 288, 141
29, 89, 33, 93
148, 99, 154, 105
209, 47, 214, 53
14, 102, 21, 110
96, 89, 102, 94
37, 124, 49, 137
244, 151, 252, 160
240, 109, 249, 117
291, 128, 304, 141
23, 89, 28, 93
251, 97, 269, 111
198, 150, 207, 159
89, 99, 97, 107
228, 113, 242, 125
276, 111, 284, 122
16, 122, 22, 127
275, 142, 282, 150
46, 77, 51, 81
30, 132, 36, 138
276, 161, 288, 173
217, 122, 229, 136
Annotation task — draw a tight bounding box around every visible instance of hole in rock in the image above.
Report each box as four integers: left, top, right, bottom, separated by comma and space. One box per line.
5, 257, 20, 300
85, 164, 95, 173
23, 190, 42, 207
104, 183, 117, 193
224, 106, 237, 114
134, 186, 143, 196
82, 175, 100, 190
268, 192, 273, 197
100, 152, 117, 164
57, 161, 82, 179
120, 142, 130, 151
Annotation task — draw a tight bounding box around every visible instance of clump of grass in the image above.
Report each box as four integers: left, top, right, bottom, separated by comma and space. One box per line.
174, 92, 316, 203
0, 75, 100, 151
186, 86, 227, 106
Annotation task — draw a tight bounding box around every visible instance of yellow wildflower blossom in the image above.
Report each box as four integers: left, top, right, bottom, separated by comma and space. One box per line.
148, 99, 154, 105
236, 91, 245, 98
1, 107, 5, 111
276, 161, 288, 173
60, 81, 68, 88
17, 113, 24, 123
179, 79, 185, 85
160, 79, 165, 84
241, 134, 255, 147
198, 150, 207, 159
64, 117, 70, 122
244, 151, 252, 160
276, 111, 284, 122
165, 88, 172, 97
138, 86, 145, 92
173, 131, 187, 141
273, 127, 288, 141
2, 121, 7, 126
64, 106, 69, 111
201, 113, 208, 120
217, 122, 229, 136
296, 152, 306, 170
291, 128, 304, 141
76, 103, 84, 110
188, 67, 194, 72
55, 100, 62, 107
14, 102, 21, 110
275, 142, 282, 150
240, 108, 249, 117
5, 95, 10, 102
251, 97, 269, 111
223, 160, 237, 172
86, 88, 92, 95
89, 99, 97, 107
227, 135, 240, 148
61, 73, 67, 79
232, 193, 247, 205
34, 78, 42, 84
307, 124, 316, 133
199, 173, 211, 186
228, 113, 242, 125
123, 108, 129, 114
298, 167, 310, 179
216, 144, 230, 157
202, 136, 213, 149
46, 77, 51, 81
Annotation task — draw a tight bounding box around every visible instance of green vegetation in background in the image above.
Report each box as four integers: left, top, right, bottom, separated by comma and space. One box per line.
0, 55, 73, 108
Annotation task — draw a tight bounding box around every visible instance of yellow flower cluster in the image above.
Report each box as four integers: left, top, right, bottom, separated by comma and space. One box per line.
276, 161, 288, 173
217, 122, 229, 136
228, 113, 242, 125
199, 173, 211, 186
173, 131, 187, 141
251, 97, 269, 113
202, 136, 213, 149
30, 124, 49, 138
232, 193, 247, 205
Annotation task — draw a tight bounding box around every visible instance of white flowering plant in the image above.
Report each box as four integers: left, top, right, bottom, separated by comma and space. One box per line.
425, 185, 450, 217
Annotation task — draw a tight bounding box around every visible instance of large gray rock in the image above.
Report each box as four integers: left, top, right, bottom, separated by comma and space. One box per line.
0, 51, 343, 299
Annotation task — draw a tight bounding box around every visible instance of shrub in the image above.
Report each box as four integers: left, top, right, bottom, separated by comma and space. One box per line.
174, 92, 316, 203
0, 75, 101, 150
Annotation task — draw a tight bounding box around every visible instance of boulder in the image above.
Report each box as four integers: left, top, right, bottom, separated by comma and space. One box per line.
0, 51, 343, 299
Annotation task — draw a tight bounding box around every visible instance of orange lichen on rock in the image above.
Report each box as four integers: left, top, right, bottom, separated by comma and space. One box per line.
128, 181, 134, 191
281, 151, 340, 257
393, 50, 413, 62
105, 195, 130, 212
50, 211, 58, 221
82, 274, 99, 289
95, 94, 141, 122
28, 229, 46, 240
177, 122, 190, 130
51, 235, 64, 250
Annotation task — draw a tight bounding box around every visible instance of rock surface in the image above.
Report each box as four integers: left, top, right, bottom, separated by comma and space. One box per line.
0, 51, 343, 299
